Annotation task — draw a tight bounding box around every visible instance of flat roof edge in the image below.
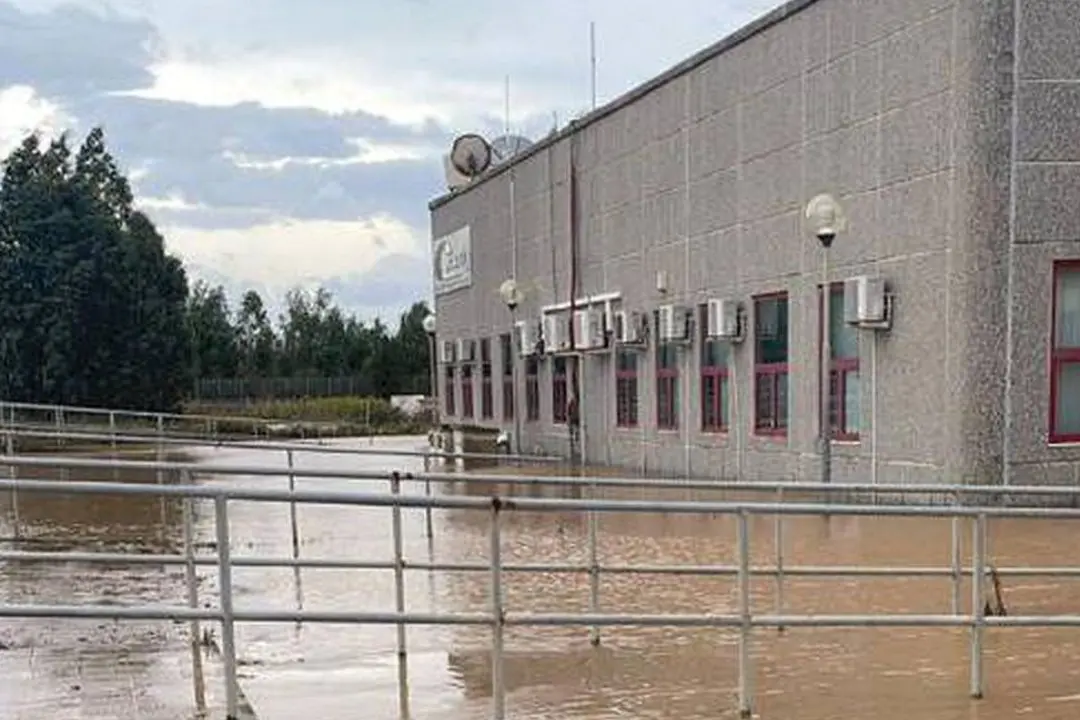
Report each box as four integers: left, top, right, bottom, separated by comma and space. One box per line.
428, 0, 821, 212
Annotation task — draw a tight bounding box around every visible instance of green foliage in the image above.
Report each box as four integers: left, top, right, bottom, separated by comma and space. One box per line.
0, 126, 433, 415
0, 129, 189, 411
185, 396, 426, 436
186, 285, 434, 399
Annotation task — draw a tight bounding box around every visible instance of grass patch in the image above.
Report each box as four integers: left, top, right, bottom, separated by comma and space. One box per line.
183, 396, 429, 437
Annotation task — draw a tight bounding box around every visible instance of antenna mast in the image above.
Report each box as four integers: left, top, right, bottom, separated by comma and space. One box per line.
504, 75, 511, 136
590, 21, 597, 110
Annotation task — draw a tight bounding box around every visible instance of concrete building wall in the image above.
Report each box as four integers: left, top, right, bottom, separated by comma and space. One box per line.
1005, 0, 1080, 485
430, 0, 1075, 487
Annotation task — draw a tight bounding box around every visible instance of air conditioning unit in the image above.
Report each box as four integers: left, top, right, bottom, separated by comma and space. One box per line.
706, 299, 742, 340
658, 304, 690, 342
843, 276, 888, 326
515, 320, 539, 357
456, 338, 477, 362
614, 310, 647, 345
574, 309, 606, 350
439, 339, 457, 364
543, 314, 572, 353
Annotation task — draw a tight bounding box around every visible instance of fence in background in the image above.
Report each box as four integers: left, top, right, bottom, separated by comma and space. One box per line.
193, 375, 428, 402
3, 445, 1080, 718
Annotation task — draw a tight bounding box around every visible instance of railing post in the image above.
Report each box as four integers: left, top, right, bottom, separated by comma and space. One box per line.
950, 492, 962, 616
181, 475, 207, 713
587, 479, 601, 647
286, 449, 303, 619
55, 406, 64, 449
490, 498, 506, 720
422, 454, 434, 539
390, 472, 411, 718
156, 415, 167, 541
774, 486, 785, 633
214, 494, 240, 719
970, 512, 986, 700
4, 428, 18, 541
737, 509, 753, 718
108, 411, 117, 453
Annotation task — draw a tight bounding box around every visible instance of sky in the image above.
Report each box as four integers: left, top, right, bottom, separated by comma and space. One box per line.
0, 0, 781, 324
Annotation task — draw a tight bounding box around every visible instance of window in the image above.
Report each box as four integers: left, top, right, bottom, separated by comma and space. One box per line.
615, 350, 639, 428
754, 293, 789, 435
461, 363, 474, 419
821, 284, 860, 440
552, 357, 568, 424
480, 338, 494, 419
656, 314, 679, 430
700, 304, 729, 432
500, 333, 514, 421
1051, 261, 1080, 442
444, 365, 456, 416
525, 357, 540, 421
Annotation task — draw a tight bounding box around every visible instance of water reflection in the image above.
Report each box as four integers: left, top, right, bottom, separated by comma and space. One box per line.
5, 442, 1080, 718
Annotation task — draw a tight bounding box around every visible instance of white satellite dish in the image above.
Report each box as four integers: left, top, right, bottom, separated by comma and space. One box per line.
450, 134, 493, 177
490, 134, 533, 165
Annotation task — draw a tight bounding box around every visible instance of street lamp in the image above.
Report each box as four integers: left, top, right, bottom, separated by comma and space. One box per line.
805, 193, 847, 487
499, 279, 524, 455
422, 313, 438, 427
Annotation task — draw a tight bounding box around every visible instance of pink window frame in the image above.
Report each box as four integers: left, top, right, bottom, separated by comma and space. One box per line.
1050, 260, 1080, 443
753, 291, 789, 438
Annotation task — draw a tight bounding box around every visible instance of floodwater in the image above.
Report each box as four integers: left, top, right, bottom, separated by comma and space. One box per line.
3, 439, 1080, 719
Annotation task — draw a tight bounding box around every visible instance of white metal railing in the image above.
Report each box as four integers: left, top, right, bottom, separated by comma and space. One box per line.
3, 459, 1080, 718
0, 398, 309, 436
2, 425, 559, 464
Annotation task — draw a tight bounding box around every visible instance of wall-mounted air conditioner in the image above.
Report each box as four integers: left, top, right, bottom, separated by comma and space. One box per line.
613, 310, 646, 346
843, 276, 890, 329
574, 309, 606, 350
456, 338, 477, 362
515, 320, 539, 357
706, 298, 743, 341
658, 304, 690, 342
439, 339, 457, 364
542, 315, 573, 353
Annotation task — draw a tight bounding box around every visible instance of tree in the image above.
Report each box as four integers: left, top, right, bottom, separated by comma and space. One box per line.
0, 128, 191, 410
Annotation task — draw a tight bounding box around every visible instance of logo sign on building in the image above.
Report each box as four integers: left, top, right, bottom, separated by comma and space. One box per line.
433, 226, 472, 296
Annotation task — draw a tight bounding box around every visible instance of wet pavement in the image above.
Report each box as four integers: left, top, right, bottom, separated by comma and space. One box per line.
3, 438, 1080, 718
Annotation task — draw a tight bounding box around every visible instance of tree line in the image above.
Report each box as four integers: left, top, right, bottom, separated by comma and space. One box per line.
0, 128, 432, 412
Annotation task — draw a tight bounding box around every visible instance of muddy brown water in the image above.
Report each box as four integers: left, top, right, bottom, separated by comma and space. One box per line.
2, 440, 1080, 719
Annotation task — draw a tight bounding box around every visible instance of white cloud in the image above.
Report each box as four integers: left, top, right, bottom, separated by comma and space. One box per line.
221, 137, 440, 171
159, 213, 423, 294
0, 85, 74, 156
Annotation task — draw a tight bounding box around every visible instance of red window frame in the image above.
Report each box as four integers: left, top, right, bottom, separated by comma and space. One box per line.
1050, 260, 1080, 443
552, 357, 568, 424
525, 357, 540, 422
480, 338, 494, 420
444, 366, 456, 416
615, 350, 639, 428
700, 304, 728, 433
461, 364, 474, 419
500, 333, 514, 421
819, 284, 860, 441
656, 321, 679, 430
753, 292, 789, 437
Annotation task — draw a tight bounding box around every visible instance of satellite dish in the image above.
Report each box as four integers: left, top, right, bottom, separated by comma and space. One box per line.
450, 134, 492, 177
490, 135, 533, 165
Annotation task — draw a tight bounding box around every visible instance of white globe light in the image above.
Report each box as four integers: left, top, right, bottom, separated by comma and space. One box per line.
422, 314, 436, 334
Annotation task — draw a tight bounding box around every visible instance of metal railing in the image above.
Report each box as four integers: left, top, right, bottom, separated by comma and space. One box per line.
3, 452, 1080, 718
0, 398, 338, 439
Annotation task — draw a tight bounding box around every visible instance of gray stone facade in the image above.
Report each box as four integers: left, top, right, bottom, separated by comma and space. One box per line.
429, 0, 1080, 488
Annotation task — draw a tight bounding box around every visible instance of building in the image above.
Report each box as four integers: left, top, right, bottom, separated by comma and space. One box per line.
428, 0, 1080, 488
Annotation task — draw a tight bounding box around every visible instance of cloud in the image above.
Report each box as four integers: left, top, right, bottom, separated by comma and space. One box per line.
0, 0, 790, 320
159, 214, 421, 292
0, 84, 74, 155
0, 2, 159, 98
